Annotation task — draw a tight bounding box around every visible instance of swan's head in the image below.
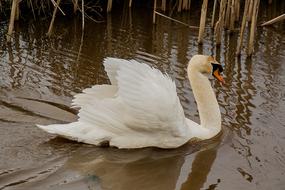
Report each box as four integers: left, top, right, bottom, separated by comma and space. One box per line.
188, 55, 225, 84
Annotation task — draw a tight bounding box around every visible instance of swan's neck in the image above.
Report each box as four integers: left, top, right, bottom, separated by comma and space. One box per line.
188, 67, 221, 139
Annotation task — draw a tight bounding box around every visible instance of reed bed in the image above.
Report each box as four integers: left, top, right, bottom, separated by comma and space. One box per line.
2, 0, 284, 57
152, 0, 283, 57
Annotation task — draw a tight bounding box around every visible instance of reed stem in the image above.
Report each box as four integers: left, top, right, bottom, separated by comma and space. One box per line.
161, 0, 166, 11
82, 0, 85, 31
198, 0, 208, 44
15, 0, 19, 21
182, 0, 188, 10
229, 0, 235, 32
73, 0, 78, 13
236, 0, 249, 55
153, 0, 157, 24
47, 0, 61, 36
235, 0, 240, 21
187, 0, 191, 10
261, 14, 285, 26
215, 0, 226, 45
7, 0, 17, 42
107, 0, 112, 12
155, 11, 199, 29
211, 0, 217, 28
247, 0, 253, 21
247, 0, 260, 56
178, 0, 182, 12
29, 0, 36, 19
225, 0, 232, 29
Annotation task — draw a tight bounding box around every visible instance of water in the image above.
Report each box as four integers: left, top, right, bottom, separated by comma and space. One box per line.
0, 3, 285, 190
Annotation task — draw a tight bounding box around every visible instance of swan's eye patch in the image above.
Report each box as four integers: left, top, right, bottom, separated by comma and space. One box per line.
211, 63, 223, 73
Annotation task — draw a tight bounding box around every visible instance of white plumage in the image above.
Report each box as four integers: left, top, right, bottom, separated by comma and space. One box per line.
37, 55, 223, 149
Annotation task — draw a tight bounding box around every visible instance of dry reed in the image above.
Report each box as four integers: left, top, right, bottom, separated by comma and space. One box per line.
229, 0, 235, 32
7, 0, 17, 42
153, 0, 157, 24
236, 0, 250, 55
47, 0, 61, 36
161, 0, 166, 12
261, 13, 285, 26
214, 0, 226, 45
211, 0, 217, 28
198, 0, 208, 44
247, 0, 253, 21
225, 0, 232, 29
73, 0, 78, 13
247, 0, 260, 56
178, 0, 182, 12
3, 0, 266, 57
155, 11, 199, 29
235, 0, 240, 21
107, 0, 112, 12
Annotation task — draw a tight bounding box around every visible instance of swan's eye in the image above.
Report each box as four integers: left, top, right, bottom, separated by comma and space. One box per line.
211, 63, 223, 73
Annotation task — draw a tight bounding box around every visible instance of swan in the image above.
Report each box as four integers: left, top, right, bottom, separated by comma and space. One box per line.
37, 55, 224, 149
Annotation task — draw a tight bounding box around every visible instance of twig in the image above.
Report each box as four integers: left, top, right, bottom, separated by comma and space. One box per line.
261, 14, 285, 26
29, 0, 36, 19
47, 0, 61, 36
76, 4, 104, 23
50, 0, 66, 16
155, 11, 199, 29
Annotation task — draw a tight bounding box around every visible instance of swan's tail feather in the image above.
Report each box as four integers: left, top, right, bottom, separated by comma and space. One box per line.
36, 122, 113, 145
36, 123, 81, 141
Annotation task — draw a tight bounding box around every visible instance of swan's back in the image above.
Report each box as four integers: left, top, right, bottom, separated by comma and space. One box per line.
37, 58, 192, 148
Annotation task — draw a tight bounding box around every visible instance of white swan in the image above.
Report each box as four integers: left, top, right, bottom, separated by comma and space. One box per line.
37, 55, 224, 149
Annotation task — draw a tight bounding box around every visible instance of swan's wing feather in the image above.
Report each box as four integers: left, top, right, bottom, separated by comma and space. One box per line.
103, 58, 130, 85
71, 85, 117, 108
116, 59, 188, 136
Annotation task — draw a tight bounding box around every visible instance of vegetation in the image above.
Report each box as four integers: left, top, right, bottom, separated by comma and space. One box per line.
1, 0, 284, 57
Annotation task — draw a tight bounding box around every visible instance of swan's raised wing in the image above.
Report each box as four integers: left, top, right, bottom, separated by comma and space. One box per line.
105, 58, 189, 137
38, 58, 192, 148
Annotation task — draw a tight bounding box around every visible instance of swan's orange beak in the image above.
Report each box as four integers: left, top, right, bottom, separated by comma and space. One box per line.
213, 69, 225, 84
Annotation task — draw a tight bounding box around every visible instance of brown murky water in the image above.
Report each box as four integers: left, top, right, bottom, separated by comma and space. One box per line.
1, 2, 285, 190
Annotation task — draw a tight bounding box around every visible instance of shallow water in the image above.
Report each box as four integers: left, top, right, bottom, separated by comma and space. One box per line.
0, 2, 285, 190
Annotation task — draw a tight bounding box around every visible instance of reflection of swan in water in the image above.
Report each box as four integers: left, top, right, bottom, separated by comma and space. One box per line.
37, 55, 224, 149
67, 139, 221, 190
1, 135, 223, 190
